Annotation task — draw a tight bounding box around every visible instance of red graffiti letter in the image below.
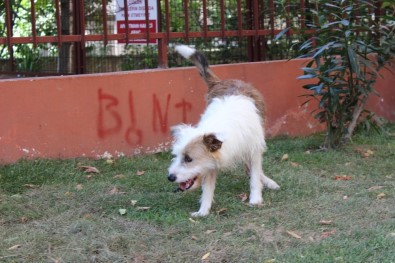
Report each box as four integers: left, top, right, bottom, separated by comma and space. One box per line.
152, 94, 171, 133
125, 91, 143, 145
97, 88, 122, 138
175, 98, 192, 123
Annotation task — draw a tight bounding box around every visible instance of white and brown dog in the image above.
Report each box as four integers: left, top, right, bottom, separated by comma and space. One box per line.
168, 45, 280, 217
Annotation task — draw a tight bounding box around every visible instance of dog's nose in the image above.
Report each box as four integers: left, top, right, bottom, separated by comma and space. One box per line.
168, 174, 177, 182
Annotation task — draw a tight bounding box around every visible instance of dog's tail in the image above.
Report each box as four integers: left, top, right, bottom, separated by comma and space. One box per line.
175, 45, 220, 88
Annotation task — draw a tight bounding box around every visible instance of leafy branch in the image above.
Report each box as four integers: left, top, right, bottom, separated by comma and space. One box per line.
277, 0, 395, 148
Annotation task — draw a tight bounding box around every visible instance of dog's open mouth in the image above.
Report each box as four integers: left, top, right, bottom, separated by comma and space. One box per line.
178, 177, 197, 191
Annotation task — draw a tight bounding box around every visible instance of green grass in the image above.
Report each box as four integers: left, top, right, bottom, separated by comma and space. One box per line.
1, 125, 394, 263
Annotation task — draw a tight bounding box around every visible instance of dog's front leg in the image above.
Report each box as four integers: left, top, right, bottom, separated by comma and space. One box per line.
249, 154, 264, 205
191, 171, 216, 217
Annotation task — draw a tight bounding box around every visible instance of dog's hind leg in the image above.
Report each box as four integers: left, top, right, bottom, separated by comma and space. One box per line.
256, 154, 280, 190
244, 162, 279, 189
261, 173, 280, 190
191, 171, 217, 217
249, 154, 280, 205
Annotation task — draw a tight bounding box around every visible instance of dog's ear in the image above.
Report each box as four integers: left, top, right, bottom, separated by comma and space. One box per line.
203, 134, 223, 152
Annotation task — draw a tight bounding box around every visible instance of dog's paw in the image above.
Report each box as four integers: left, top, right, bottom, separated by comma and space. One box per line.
190, 211, 209, 217
249, 195, 263, 205
264, 178, 280, 190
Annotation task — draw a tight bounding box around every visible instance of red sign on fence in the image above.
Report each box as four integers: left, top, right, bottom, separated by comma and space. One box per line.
117, 20, 157, 44
115, 0, 158, 44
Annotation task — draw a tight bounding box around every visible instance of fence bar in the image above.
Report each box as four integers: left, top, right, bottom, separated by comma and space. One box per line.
246, 0, 253, 61
79, 1, 86, 48
80, 1, 86, 73
157, 0, 168, 68
144, 0, 150, 43
286, 0, 291, 36
183, 0, 189, 43
55, 0, 62, 47
74, 0, 86, 74
253, 0, 260, 61
237, 0, 243, 38
270, 0, 275, 37
220, 0, 226, 39
30, 0, 37, 48
202, 0, 208, 42
4, 0, 14, 71
299, 0, 305, 29
102, 0, 108, 46
123, 0, 129, 44
253, 0, 259, 32
0, 30, 283, 45
164, 0, 170, 42
259, 0, 266, 60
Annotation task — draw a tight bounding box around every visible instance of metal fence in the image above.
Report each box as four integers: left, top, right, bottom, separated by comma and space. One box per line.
0, 0, 381, 77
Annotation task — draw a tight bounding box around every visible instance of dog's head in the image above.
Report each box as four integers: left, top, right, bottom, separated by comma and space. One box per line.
168, 124, 222, 192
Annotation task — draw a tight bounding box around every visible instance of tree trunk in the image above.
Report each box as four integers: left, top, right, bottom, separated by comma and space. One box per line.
344, 95, 368, 143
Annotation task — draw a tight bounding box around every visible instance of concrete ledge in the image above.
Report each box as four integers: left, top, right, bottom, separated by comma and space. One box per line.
1, 59, 394, 163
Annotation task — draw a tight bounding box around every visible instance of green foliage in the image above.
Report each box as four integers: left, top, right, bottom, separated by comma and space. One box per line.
14, 44, 42, 72
121, 44, 159, 70
278, 0, 395, 148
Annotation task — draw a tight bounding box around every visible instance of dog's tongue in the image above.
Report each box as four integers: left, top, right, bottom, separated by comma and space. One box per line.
179, 178, 195, 191
179, 182, 188, 191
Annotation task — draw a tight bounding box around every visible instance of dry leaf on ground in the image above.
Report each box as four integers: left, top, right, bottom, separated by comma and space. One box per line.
106, 159, 115, 165
216, 208, 227, 215
188, 218, 199, 223
202, 252, 211, 260
319, 220, 333, 225
113, 174, 126, 179
119, 208, 127, 215
368, 185, 385, 191
286, 230, 302, 239
8, 244, 21, 250
75, 184, 84, 190
334, 175, 352, 181
355, 147, 374, 158
79, 166, 100, 174
281, 154, 289, 161
320, 229, 336, 238
108, 187, 126, 195
136, 206, 150, 211
205, 229, 216, 234
377, 193, 386, 199
136, 170, 145, 176
24, 184, 38, 189
290, 162, 301, 167
238, 193, 248, 202
83, 213, 92, 219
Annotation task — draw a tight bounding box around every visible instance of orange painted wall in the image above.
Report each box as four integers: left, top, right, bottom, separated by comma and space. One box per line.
1, 59, 394, 163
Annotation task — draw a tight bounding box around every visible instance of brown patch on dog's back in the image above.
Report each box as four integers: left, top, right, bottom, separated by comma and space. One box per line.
206, 79, 266, 123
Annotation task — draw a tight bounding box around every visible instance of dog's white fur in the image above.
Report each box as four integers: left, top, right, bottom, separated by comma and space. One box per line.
168, 45, 280, 217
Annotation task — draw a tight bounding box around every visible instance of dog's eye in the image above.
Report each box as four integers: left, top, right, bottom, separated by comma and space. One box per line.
184, 154, 193, 163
